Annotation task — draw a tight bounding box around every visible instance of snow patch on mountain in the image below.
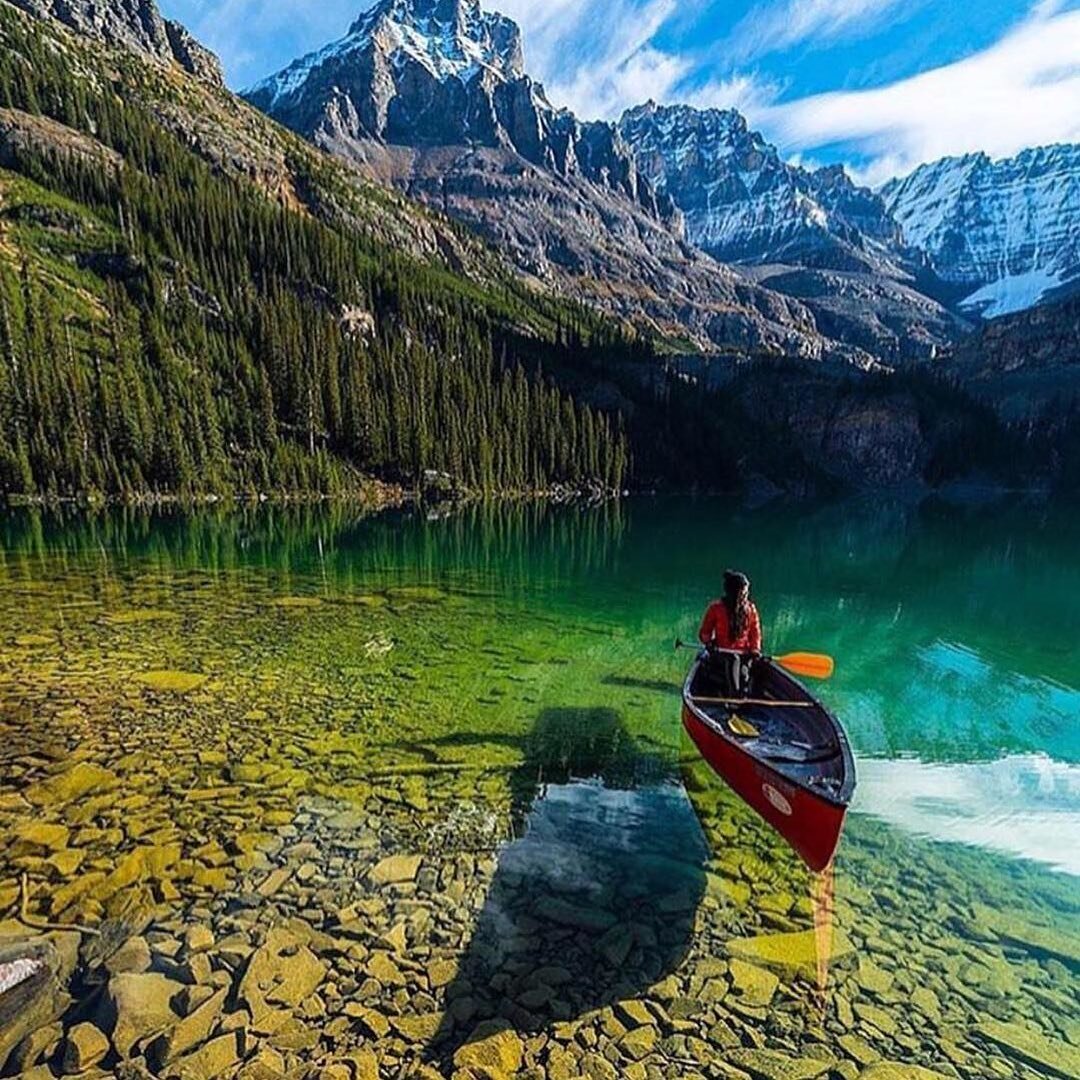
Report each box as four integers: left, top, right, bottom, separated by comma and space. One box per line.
246, 0, 522, 107
618, 101, 901, 268
883, 144, 1080, 318
960, 267, 1071, 319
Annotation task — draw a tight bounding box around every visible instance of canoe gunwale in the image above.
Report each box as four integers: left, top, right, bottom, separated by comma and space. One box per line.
681, 649, 856, 808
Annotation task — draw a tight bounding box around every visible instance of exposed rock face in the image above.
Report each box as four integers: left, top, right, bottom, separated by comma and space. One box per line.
164, 19, 225, 86
619, 102, 899, 269
953, 294, 1080, 377
243, 0, 842, 360
9, 0, 224, 84
618, 101, 961, 362
244, 0, 672, 224
882, 144, 1080, 318
950, 294, 1080, 422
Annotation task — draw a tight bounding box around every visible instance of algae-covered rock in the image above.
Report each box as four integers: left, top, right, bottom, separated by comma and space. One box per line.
975, 1019, 1080, 1079
102, 972, 183, 1057
9, 822, 69, 853
389, 1012, 442, 1041
618, 1024, 658, 1060
853, 1001, 898, 1036
135, 671, 208, 694
271, 597, 323, 609
452, 1020, 524, 1078
152, 987, 227, 1065
366, 951, 406, 988
23, 763, 117, 806
105, 936, 152, 975
725, 1049, 833, 1079
102, 843, 182, 895
729, 958, 779, 1006
860, 1065, 954, 1080
162, 1031, 240, 1079
534, 895, 618, 933
973, 904, 1080, 967
369, 854, 422, 885
238, 929, 327, 1022
726, 927, 854, 975
60, 1022, 109, 1073
837, 1033, 879, 1067
104, 609, 179, 625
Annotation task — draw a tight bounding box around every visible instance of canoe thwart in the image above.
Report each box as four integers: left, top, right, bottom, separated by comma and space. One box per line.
689, 696, 814, 708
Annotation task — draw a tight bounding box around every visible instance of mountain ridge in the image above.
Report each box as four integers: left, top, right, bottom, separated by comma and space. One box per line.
882, 143, 1080, 319
8, 0, 225, 83
243, 0, 866, 364
617, 99, 962, 362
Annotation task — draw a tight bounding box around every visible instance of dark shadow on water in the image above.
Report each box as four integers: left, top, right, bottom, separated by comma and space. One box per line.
425, 707, 709, 1068
600, 674, 684, 696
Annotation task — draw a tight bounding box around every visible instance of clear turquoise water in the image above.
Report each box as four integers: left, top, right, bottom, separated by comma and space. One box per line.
1, 497, 1077, 1077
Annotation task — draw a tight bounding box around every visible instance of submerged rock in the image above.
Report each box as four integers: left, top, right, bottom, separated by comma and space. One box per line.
238, 928, 328, 1022
101, 972, 183, 1057
729, 958, 779, 1006
975, 1019, 1080, 1079
452, 1020, 524, 1078
368, 854, 422, 885
859, 1066, 953, 1080
726, 927, 854, 976
60, 1022, 110, 1074
135, 671, 209, 694
726, 1048, 833, 1079
23, 762, 117, 806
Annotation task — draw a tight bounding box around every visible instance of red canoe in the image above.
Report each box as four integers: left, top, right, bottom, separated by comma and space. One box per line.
682, 649, 856, 872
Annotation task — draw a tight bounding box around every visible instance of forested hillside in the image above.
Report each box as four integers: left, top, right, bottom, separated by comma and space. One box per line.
0, 1, 1066, 500
0, 4, 634, 499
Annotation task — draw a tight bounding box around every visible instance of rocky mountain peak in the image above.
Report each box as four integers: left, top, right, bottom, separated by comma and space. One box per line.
243, 0, 671, 224
882, 144, 1080, 318
618, 100, 901, 265
8, 0, 223, 84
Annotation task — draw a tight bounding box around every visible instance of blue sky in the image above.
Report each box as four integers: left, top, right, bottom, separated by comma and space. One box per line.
160, 0, 1080, 184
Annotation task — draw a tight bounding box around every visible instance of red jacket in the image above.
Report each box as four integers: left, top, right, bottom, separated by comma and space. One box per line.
698, 600, 762, 653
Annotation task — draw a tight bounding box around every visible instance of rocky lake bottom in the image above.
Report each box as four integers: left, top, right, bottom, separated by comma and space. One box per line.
0, 503, 1077, 1080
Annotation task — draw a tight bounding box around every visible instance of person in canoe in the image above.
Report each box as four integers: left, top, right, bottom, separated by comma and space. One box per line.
698, 570, 762, 692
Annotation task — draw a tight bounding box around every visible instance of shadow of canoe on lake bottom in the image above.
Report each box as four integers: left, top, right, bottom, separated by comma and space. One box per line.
424, 706, 710, 1071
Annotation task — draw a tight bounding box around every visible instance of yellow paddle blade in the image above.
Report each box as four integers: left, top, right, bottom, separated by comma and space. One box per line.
728, 714, 760, 738
776, 651, 835, 680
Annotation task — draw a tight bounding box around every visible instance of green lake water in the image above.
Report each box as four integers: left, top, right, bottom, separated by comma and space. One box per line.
0, 498, 1077, 1079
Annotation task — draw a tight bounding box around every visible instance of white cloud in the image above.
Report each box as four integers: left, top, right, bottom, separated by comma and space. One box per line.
725, 0, 909, 61
162, 0, 362, 83
760, 4, 1080, 182
684, 73, 783, 118
496, 0, 783, 120
496, 0, 688, 119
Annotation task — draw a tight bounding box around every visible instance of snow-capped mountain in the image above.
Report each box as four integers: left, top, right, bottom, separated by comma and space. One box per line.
882, 145, 1080, 318
618, 101, 960, 361
250, 0, 523, 105
244, 0, 671, 222
619, 101, 901, 271
242, 0, 856, 363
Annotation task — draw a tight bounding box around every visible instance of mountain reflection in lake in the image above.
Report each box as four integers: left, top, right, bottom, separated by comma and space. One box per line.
427, 707, 708, 1066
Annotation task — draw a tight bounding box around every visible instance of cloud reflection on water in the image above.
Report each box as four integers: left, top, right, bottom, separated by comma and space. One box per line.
852, 752, 1080, 875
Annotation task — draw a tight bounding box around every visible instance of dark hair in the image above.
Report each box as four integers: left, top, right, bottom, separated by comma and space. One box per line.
723, 570, 751, 641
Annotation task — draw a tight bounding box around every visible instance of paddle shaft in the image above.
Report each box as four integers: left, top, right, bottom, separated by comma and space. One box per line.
674, 639, 834, 680
689, 696, 814, 708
